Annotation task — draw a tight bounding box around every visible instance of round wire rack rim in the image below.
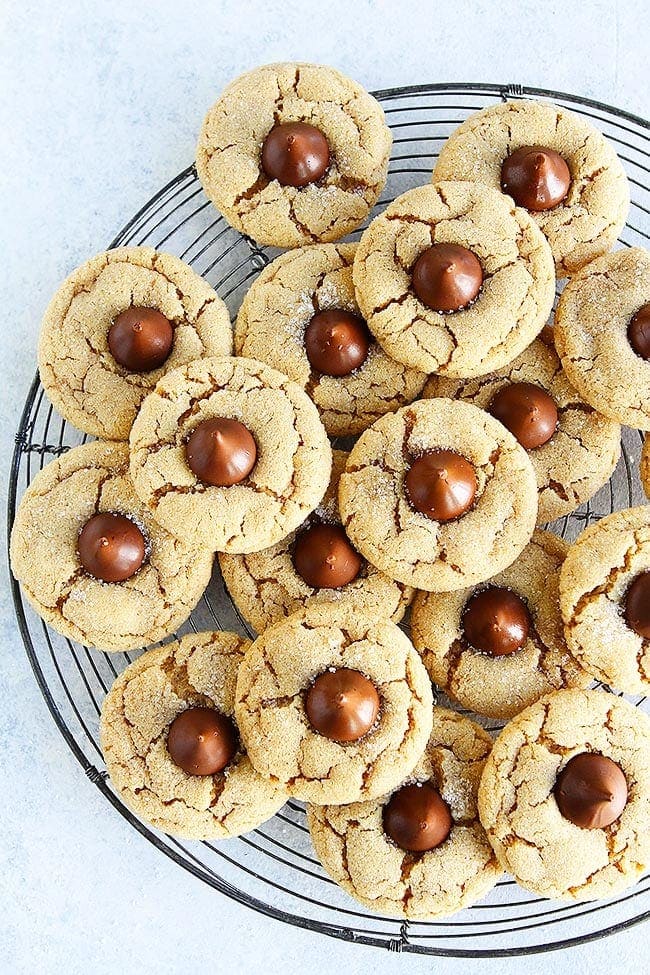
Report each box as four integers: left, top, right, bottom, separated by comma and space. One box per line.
8, 80, 650, 958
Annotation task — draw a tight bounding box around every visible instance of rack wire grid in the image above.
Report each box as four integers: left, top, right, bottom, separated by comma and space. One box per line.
8, 82, 650, 957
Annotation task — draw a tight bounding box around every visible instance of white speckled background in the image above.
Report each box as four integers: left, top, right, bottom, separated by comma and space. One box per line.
2, 2, 648, 973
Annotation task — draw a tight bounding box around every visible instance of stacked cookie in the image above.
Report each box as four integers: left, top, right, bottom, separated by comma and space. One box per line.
11, 63, 650, 919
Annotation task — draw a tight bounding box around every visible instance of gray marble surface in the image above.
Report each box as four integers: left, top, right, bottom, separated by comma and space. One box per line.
2, 2, 648, 972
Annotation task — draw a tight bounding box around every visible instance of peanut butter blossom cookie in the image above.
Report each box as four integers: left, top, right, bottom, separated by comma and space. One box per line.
559, 506, 650, 695
235, 244, 426, 436
234, 604, 433, 805
9, 441, 213, 652
352, 181, 555, 377
308, 708, 501, 918
434, 100, 629, 276
411, 531, 589, 720
100, 632, 287, 839
424, 335, 621, 524
38, 247, 232, 440
196, 62, 391, 248
478, 689, 650, 900
338, 399, 538, 592
219, 450, 413, 633
554, 248, 650, 431
129, 355, 331, 553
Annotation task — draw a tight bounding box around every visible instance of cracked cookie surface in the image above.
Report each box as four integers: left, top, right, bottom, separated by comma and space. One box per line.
352, 181, 555, 376
411, 531, 589, 719
554, 248, 650, 430
424, 336, 621, 524
9, 441, 213, 652
307, 708, 501, 918
196, 62, 391, 248
100, 632, 287, 839
129, 355, 332, 553
38, 247, 232, 440
235, 244, 427, 436
338, 399, 538, 592
234, 604, 434, 805
559, 506, 650, 694
219, 450, 413, 633
478, 689, 650, 900
433, 100, 629, 277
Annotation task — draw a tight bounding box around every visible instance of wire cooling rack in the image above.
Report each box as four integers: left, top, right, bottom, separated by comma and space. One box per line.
8, 83, 650, 956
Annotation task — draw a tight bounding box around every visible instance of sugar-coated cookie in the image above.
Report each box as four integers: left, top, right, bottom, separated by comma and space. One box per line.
308, 709, 502, 918
38, 247, 232, 440
197, 62, 391, 248
478, 689, 650, 900
100, 632, 287, 839
434, 100, 629, 276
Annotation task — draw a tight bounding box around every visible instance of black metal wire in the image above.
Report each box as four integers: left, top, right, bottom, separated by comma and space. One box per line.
6, 82, 650, 957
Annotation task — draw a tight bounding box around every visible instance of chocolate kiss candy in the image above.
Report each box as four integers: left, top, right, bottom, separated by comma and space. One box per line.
185, 418, 257, 487
167, 706, 238, 775
383, 782, 453, 852
412, 243, 483, 313
305, 668, 379, 742
108, 306, 173, 372
293, 523, 363, 589
77, 512, 146, 582
628, 303, 650, 360
462, 586, 531, 656
501, 145, 571, 211
405, 450, 477, 522
624, 570, 650, 639
261, 121, 330, 187
304, 309, 371, 376
489, 381, 558, 450
554, 752, 628, 829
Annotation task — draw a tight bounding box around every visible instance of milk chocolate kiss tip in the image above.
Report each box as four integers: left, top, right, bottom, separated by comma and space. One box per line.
501, 145, 571, 212
108, 306, 173, 372
261, 121, 330, 187
77, 512, 146, 583
305, 668, 379, 742
167, 706, 238, 776
186, 417, 257, 487
412, 243, 483, 313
